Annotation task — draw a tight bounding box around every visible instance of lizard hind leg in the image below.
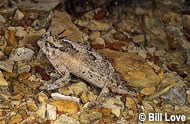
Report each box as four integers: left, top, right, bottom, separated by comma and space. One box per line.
87, 82, 110, 108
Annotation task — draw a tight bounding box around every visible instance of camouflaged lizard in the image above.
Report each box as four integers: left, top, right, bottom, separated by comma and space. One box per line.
37, 32, 130, 103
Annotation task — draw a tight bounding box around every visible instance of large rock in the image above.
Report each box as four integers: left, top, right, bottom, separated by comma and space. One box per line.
98, 49, 160, 88
48, 11, 83, 42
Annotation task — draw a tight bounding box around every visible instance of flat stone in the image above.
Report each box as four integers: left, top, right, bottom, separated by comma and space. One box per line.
50, 100, 78, 114
140, 87, 156, 95
47, 104, 56, 120
99, 49, 160, 87
51, 93, 80, 104
14, 10, 24, 20
48, 11, 83, 42
20, 28, 46, 46
37, 92, 49, 103
68, 82, 88, 96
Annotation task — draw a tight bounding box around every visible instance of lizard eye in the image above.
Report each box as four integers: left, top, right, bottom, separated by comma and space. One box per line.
45, 41, 49, 46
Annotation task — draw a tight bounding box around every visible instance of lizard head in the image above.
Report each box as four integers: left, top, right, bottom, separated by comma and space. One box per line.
37, 32, 61, 59
37, 32, 75, 59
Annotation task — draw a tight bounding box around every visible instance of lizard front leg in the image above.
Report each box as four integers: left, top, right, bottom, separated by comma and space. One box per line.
39, 65, 71, 90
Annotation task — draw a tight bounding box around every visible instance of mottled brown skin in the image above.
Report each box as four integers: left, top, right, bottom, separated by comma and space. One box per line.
37, 32, 129, 103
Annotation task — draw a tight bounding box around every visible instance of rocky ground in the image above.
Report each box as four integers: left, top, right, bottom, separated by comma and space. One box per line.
0, 0, 190, 124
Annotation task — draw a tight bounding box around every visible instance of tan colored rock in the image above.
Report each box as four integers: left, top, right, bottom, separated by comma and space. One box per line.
49, 11, 83, 42
47, 104, 57, 120
51, 93, 80, 104
89, 31, 101, 40
80, 92, 88, 103
22, 80, 40, 89
103, 97, 124, 109
18, 72, 31, 81
0, 60, 14, 73
15, 1, 60, 12
142, 101, 154, 113
98, 108, 112, 116
140, 87, 156, 95
112, 108, 121, 118
125, 96, 138, 113
26, 98, 37, 111
80, 111, 102, 124
133, 34, 145, 43
135, 7, 148, 15
9, 114, 22, 124
75, 19, 110, 31
50, 100, 78, 114
58, 87, 73, 96
37, 92, 49, 103
69, 82, 88, 96
88, 20, 110, 31
0, 15, 6, 23
19, 28, 46, 46
99, 49, 160, 87
18, 64, 31, 74
91, 37, 105, 49
5, 30, 18, 48
162, 103, 174, 113
53, 114, 80, 124
0, 120, 5, 124
187, 95, 190, 104
87, 92, 97, 102
0, 71, 8, 86
183, 15, 190, 28
36, 102, 46, 119
14, 10, 24, 20
15, 28, 27, 38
